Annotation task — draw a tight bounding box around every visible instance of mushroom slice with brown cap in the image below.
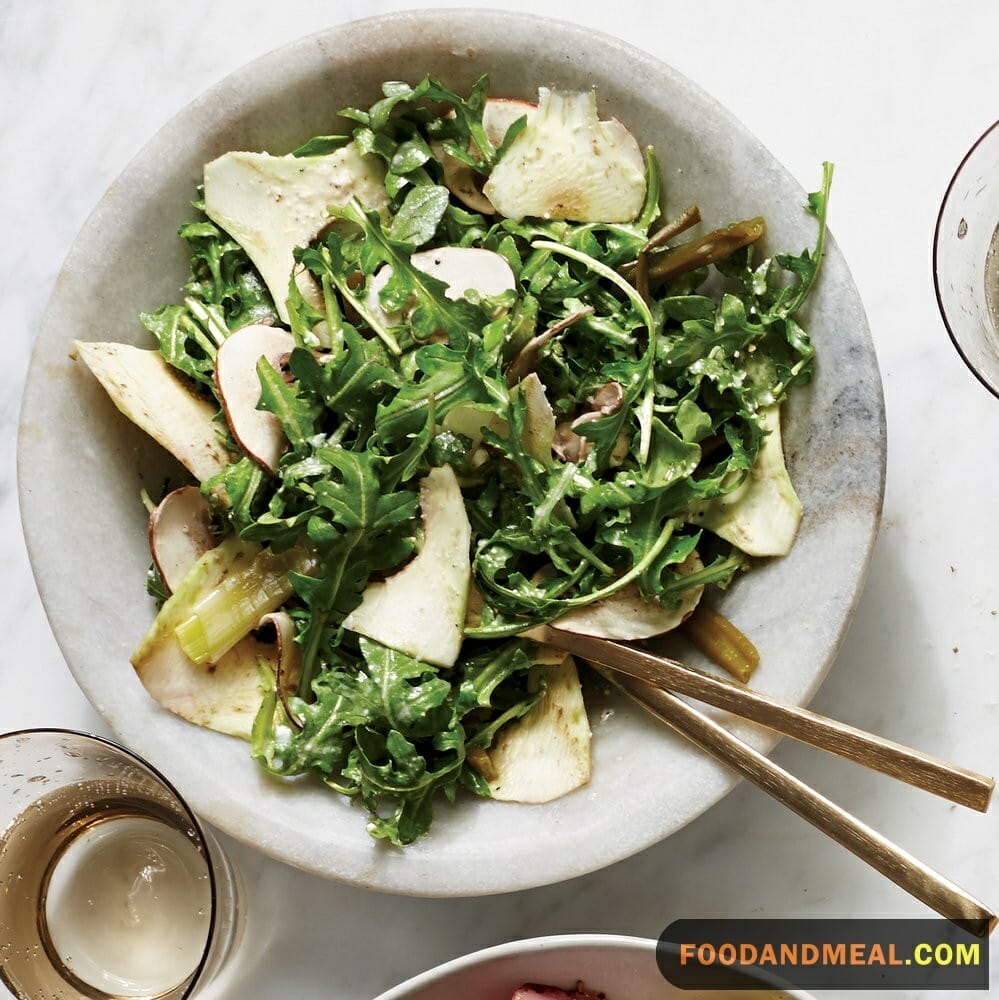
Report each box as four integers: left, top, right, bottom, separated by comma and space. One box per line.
73, 341, 233, 482
214, 324, 296, 474
133, 632, 276, 740
482, 98, 537, 148
483, 88, 646, 223
410, 246, 516, 300
438, 155, 495, 216
258, 610, 303, 724
552, 422, 591, 465
365, 246, 516, 331
551, 379, 625, 465
148, 486, 217, 594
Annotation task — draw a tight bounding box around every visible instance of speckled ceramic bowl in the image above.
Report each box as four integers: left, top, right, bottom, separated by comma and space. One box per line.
18, 10, 885, 895
372, 935, 814, 1000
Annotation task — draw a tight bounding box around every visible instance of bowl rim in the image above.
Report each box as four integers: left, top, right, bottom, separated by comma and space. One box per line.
371, 932, 816, 999
372, 934, 655, 999
931, 117, 999, 399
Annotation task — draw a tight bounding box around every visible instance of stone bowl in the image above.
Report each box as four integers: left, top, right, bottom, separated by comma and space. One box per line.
18, 10, 885, 895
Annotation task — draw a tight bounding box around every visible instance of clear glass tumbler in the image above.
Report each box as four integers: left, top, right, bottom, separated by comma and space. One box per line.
0, 729, 242, 999
934, 119, 999, 397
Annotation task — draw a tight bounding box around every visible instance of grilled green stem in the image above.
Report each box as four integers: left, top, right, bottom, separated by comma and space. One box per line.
643, 204, 702, 253
682, 604, 760, 683
624, 216, 766, 288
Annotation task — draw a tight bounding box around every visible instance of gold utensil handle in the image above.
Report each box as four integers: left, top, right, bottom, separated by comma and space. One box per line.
613, 672, 997, 937
540, 628, 994, 812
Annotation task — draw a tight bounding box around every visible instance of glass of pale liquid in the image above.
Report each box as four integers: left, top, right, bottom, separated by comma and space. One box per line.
934, 119, 999, 398
0, 729, 241, 999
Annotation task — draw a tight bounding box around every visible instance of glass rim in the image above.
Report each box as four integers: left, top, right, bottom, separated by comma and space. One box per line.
0, 727, 221, 997
932, 118, 999, 400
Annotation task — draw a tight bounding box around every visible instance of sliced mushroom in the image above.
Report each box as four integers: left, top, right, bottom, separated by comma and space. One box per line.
588, 380, 624, 415
214, 324, 296, 473
552, 422, 591, 464
438, 153, 494, 216
550, 380, 625, 465
443, 372, 556, 466
73, 341, 233, 482
365, 246, 516, 331
505, 306, 595, 387
148, 486, 217, 593
410, 246, 516, 300
483, 88, 646, 222
258, 610, 303, 722
437, 98, 537, 214
550, 551, 705, 640
482, 98, 537, 148
133, 632, 277, 740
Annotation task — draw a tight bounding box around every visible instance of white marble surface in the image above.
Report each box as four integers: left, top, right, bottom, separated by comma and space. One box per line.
1, 2, 997, 998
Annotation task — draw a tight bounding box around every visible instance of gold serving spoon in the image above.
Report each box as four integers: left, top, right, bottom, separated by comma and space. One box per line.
536, 627, 993, 811
534, 628, 997, 935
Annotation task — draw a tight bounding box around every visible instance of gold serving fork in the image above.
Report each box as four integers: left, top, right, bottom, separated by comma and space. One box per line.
536, 627, 997, 936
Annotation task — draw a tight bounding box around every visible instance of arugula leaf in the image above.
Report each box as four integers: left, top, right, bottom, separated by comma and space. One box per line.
375, 338, 507, 445
331, 198, 489, 344
251, 637, 535, 845
179, 220, 277, 330
290, 135, 351, 157
292, 450, 420, 693
255, 351, 322, 450
203, 456, 267, 533
142, 213, 278, 388
388, 184, 451, 247
140, 303, 219, 389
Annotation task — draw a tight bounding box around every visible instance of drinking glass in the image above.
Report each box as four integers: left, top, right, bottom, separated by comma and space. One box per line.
933, 119, 999, 397
0, 729, 242, 999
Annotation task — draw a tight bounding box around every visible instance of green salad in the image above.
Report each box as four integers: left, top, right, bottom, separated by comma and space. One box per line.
76, 77, 830, 845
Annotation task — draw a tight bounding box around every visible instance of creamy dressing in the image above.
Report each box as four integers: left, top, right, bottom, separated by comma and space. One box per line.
43, 815, 212, 998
